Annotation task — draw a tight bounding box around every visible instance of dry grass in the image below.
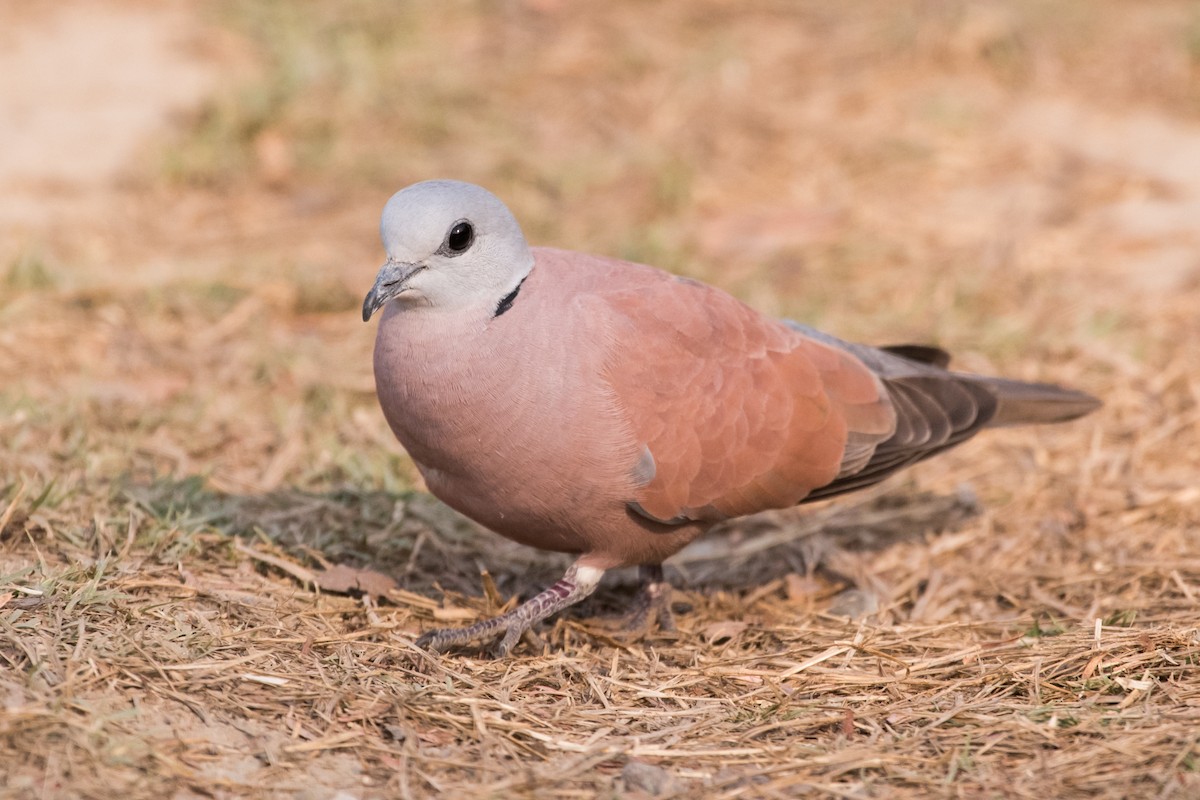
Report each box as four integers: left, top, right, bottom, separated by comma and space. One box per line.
3, 0, 1200, 797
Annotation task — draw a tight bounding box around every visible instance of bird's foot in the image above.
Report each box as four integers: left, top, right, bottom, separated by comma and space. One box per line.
415, 612, 525, 658
414, 562, 604, 657
618, 564, 676, 638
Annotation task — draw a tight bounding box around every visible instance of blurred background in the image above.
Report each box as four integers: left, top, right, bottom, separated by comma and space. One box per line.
4, 0, 1196, 497
5, 0, 1196, 499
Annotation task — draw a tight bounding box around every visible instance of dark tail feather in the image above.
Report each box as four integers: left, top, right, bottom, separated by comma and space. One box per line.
880, 344, 951, 369
979, 377, 1101, 427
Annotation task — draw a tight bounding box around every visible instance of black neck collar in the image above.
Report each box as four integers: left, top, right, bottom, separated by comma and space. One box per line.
494, 274, 527, 317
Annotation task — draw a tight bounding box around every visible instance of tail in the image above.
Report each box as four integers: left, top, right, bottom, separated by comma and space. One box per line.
975, 376, 1101, 427
876, 342, 1100, 426
777, 327, 1101, 505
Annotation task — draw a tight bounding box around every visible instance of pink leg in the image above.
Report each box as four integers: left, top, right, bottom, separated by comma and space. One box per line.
416, 562, 605, 657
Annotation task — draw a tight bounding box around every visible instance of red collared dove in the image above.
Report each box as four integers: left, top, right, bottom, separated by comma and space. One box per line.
362, 179, 1099, 656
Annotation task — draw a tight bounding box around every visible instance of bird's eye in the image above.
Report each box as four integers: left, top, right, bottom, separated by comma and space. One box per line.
445, 221, 474, 254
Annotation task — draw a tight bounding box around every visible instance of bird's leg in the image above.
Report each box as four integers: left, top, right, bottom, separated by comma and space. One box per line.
415, 562, 604, 657
621, 564, 676, 635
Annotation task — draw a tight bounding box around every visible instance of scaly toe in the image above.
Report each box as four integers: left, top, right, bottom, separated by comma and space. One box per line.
490, 628, 521, 658
414, 628, 452, 652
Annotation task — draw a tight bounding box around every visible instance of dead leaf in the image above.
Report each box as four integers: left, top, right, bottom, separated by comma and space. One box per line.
314, 564, 398, 599
12, 595, 46, 610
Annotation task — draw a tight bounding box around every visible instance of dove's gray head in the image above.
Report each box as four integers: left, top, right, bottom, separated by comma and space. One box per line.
362, 180, 533, 320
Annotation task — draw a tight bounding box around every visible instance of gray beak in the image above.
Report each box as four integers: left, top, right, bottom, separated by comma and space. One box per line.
362, 260, 424, 321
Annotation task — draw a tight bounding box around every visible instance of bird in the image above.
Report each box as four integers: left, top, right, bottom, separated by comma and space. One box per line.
361, 179, 1100, 656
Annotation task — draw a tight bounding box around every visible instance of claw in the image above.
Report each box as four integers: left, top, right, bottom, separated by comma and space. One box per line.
413, 628, 452, 653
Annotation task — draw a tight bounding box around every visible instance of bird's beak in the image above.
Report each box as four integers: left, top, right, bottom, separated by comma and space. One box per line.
362, 259, 424, 322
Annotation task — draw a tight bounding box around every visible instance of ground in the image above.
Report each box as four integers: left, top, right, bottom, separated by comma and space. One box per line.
2, 1, 1200, 798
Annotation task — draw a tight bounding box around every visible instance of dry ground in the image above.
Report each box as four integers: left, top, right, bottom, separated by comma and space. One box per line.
3, 1, 1200, 797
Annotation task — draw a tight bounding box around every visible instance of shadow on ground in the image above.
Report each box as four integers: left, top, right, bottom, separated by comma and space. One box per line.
122, 476, 980, 621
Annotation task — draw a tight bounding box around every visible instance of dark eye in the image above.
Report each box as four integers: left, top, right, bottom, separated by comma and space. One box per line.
445, 220, 474, 254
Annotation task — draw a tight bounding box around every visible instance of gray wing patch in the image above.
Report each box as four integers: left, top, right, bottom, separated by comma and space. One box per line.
626, 445, 693, 526
783, 320, 941, 380
631, 444, 656, 486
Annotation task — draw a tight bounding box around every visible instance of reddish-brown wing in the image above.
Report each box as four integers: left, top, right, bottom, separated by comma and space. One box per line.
597, 272, 896, 523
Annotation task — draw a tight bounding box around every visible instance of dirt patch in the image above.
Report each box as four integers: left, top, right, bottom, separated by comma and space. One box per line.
0, 0, 232, 283
0, 2, 211, 187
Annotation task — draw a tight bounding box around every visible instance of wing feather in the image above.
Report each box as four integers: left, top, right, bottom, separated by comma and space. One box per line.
598, 276, 894, 523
